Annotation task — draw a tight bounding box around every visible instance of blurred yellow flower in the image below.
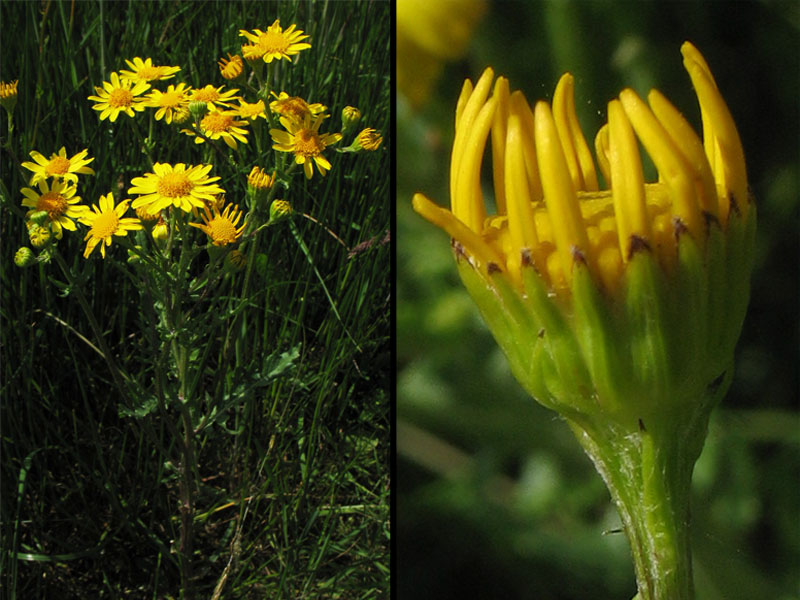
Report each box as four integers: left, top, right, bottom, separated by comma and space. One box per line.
218, 53, 244, 80
239, 20, 312, 63
189, 84, 241, 110
21, 179, 87, 238
269, 91, 327, 123
129, 163, 225, 216
235, 98, 267, 121
88, 72, 150, 121
79, 193, 143, 259
147, 83, 192, 123
21, 147, 95, 186
397, 0, 486, 108
270, 114, 342, 179
183, 109, 250, 149
189, 202, 246, 246
119, 57, 180, 83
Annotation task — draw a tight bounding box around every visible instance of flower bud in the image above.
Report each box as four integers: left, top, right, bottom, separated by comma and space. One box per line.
28, 210, 50, 226
14, 247, 36, 268
341, 105, 361, 132
268, 199, 292, 224
226, 249, 247, 271
28, 223, 51, 248
188, 100, 208, 122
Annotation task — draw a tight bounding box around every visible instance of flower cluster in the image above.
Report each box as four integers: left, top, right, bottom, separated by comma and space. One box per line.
16, 16, 384, 267
17, 145, 145, 260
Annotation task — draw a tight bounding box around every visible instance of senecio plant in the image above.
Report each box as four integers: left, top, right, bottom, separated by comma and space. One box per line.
413, 42, 754, 599
11, 18, 382, 597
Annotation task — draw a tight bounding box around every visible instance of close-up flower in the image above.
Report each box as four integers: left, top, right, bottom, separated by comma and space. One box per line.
88, 72, 150, 122
183, 108, 250, 149
234, 98, 267, 121
239, 20, 312, 63
270, 114, 342, 179
218, 53, 244, 80
21, 179, 87, 239
412, 41, 755, 600
0, 79, 18, 113
189, 201, 246, 246
119, 57, 181, 84
129, 162, 225, 216
146, 83, 192, 124
79, 193, 143, 259
21, 147, 95, 186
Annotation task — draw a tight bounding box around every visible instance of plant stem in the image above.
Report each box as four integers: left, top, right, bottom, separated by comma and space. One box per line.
565, 404, 712, 600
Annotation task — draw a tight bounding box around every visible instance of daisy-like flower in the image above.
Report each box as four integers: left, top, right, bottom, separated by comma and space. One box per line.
269, 91, 326, 123
129, 163, 225, 216
21, 179, 87, 238
270, 114, 342, 179
239, 20, 312, 63
182, 108, 250, 149
189, 202, 246, 246
88, 72, 150, 122
119, 57, 181, 84
188, 84, 241, 110
235, 98, 267, 121
21, 147, 95, 186
79, 193, 143, 259
218, 53, 244, 80
147, 83, 192, 124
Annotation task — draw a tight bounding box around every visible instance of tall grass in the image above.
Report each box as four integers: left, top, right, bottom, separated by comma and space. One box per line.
1, 1, 390, 598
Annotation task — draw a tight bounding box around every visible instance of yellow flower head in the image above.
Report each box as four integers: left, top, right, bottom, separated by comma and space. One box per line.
21, 147, 95, 186
218, 53, 244, 80
239, 20, 312, 63
235, 98, 267, 121
129, 162, 225, 216
413, 41, 750, 296
0, 79, 18, 113
182, 108, 250, 149
188, 84, 241, 110
146, 83, 192, 124
21, 179, 87, 239
79, 193, 143, 259
189, 202, 246, 246
269, 91, 327, 123
247, 166, 276, 191
88, 72, 150, 122
119, 57, 181, 84
356, 128, 383, 151
270, 114, 342, 179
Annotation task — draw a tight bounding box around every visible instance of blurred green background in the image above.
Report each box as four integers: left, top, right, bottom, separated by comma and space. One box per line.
397, 2, 799, 599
